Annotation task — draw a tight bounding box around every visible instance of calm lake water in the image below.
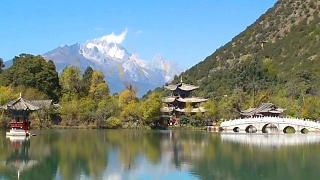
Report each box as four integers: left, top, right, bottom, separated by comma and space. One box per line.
1, 130, 320, 180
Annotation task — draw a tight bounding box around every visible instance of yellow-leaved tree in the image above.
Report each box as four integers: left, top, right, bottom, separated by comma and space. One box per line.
140, 92, 162, 125
118, 82, 139, 106
88, 71, 110, 101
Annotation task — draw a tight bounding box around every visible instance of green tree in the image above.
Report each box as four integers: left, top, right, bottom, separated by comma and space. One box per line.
120, 100, 141, 122
80, 66, 94, 97
88, 71, 109, 101
59, 66, 81, 101
95, 96, 121, 126
203, 100, 218, 119
0, 57, 4, 73
0, 54, 60, 101
140, 92, 162, 125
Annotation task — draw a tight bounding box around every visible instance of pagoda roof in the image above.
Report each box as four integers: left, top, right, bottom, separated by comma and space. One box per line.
176, 97, 208, 103
164, 83, 199, 91
160, 107, 174, 113
240, 103, 285, 116
0, 94, 40, 111
175, 107, 206, 113
162, 97, 176, 103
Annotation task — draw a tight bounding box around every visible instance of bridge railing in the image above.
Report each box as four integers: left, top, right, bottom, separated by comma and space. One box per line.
220, 116, 320, 128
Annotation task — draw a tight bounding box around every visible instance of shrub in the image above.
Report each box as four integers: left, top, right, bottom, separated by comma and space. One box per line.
0, 115, 10, 129
179, 115, 190, 125
105, 117, 121, 129
190, 115, 206, 127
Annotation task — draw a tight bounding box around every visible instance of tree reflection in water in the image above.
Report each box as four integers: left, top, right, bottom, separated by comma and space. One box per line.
1, 130, 320, 179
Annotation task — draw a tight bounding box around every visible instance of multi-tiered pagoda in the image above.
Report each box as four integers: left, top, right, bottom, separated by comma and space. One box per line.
161, 79, 208, 125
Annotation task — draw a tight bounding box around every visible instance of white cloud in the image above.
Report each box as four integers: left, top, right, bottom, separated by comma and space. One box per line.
100, 28, 128, 44
136, 30, 142, 34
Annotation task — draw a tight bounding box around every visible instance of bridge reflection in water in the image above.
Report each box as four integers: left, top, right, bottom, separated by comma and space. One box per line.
220, 133, 320, 147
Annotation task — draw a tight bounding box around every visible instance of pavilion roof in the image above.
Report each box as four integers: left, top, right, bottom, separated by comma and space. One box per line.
176, 97, 208, 103
175, 107, 206, 113
162, 97, 176, 103
164, 83, 199, 91
30, 100, 60, 109
160, 107, 174, 113
240, 103, 285, 116
0, 94, 40, 111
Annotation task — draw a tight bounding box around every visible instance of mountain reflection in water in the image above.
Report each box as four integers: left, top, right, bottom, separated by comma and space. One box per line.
1, 130, 320, 180
221, 133, 320, 147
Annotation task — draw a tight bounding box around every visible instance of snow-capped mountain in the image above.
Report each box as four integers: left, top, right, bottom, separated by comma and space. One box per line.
42, 35, 185, 97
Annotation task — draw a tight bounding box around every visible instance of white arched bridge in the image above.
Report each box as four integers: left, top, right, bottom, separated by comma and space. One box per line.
220, 117, 320, 133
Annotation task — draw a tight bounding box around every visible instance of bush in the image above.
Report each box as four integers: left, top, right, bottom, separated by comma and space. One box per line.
105, 117, 121, 129
0, 115, 10, 129
179, 115, 190, 125
190, 115, 206, 127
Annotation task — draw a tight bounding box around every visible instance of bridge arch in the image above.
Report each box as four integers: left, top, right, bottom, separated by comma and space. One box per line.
283, 126, 296, 133
245, 125, 257, 133
262, 123, 278, 133
301, 128, 309, 134
233, 127, 240, 133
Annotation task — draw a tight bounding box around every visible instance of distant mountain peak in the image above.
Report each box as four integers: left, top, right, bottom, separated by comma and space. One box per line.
42, 33, 185, 97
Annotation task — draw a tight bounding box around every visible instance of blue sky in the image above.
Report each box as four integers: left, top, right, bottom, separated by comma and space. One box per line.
0, 0, 277, 69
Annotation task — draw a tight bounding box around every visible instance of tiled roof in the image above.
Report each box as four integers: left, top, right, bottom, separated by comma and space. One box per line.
162, 97, 176, 103
160, 107, 174, 113
176, 97, 208, 103
240, 103, 285, 116
164, 83, 199, 91
1, 96, 40, 111
175, 107, 206, 113
30, 100, 60, 108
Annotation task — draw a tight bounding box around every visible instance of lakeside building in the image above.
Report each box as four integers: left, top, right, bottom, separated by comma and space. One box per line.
240, 103, 285, 118
0, 93, 60, 132
161, 79, 208, 125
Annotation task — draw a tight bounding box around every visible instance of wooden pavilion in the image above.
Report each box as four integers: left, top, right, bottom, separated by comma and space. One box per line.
240, 103, 285, 118
1, 93, 40, 131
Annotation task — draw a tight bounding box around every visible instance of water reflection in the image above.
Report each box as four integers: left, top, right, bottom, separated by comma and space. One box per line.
1, 130, 320, 180
2, 136, 37, 179
220, 133, 320, 147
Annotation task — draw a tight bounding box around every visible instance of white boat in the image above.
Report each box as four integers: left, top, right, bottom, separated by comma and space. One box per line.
6, 135, 30, 142
6, 129, 31, 137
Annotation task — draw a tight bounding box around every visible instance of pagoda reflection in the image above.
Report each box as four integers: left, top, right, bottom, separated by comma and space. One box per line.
4, 136, 38, 179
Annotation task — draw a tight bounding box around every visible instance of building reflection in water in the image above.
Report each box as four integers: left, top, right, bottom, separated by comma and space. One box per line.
220, 133, 320, 148
4, 136, 38, 179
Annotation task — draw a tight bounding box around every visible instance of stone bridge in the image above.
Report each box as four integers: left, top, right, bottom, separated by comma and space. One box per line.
220, 117, 320, 133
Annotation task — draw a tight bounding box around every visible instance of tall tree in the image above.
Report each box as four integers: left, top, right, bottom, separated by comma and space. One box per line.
119, 82, 138, 106
0, 54, 60, 101
140, 92, 162, 124
80, 67, 94, 97
0, 57, 4, 73
88, 71, 109, 101
59, 66, 81, 101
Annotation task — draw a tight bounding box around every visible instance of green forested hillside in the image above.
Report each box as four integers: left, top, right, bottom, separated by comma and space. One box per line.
169, 0, 320, 119
0, 0, 319, 128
